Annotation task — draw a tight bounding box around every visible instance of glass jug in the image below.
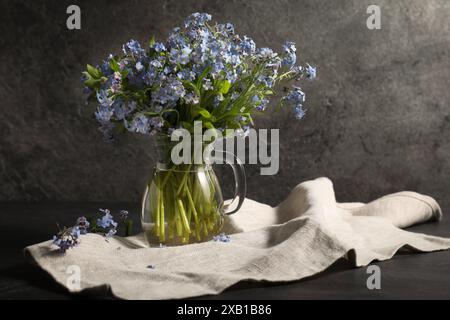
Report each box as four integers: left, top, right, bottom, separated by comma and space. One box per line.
141, 135, 246, 246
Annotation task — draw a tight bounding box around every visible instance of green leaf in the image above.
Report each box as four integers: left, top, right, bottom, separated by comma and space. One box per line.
121, 67, 130, 78
197, 108, 212, 119
82, 71, 101, 89
182, 81, 200, 96
248, 114, 255, 126
149, 35, 156, 48
203, 121, 215, 129
109, 59, 120, 72
196, 66, 211, 89
219, 80, 231, 94
142, 111, 160, 117
86, 64, 102, 79
180, 121, 193, 131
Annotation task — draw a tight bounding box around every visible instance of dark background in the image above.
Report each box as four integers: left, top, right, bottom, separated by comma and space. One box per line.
1, 0, 449, 209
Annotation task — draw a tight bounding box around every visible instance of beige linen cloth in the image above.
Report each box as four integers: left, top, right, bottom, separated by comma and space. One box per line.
24, 177, 450, 299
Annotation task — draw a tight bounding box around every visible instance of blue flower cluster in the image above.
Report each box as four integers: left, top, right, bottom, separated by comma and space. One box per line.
52, 209, 132, 253
52, 226, 80, 253
97, 209, 118, 237
213, 233, 231, 243
285, 87, 307, 119
119, 210, 129, 221
76, 216, 90, 235
82, 12, 316, 140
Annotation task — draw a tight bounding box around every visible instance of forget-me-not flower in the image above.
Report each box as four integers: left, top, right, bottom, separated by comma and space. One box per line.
306, 63, 316, 80
128, 114, 151, 134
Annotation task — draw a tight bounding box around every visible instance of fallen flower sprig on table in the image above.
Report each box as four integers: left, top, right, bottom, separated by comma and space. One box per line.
213, 233, 231, 243
52, 225, 81, 253
52, 209, 133, 253
51, 208, 231, 253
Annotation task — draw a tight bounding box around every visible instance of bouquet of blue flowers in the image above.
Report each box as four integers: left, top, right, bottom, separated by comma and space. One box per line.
82, 13, 316, 245
82, 12, 315, 140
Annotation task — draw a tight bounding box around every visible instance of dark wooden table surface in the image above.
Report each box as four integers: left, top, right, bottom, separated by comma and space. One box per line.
1, 201, 450, 300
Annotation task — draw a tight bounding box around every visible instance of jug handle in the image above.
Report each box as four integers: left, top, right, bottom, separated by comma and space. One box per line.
213, 150, 247, 215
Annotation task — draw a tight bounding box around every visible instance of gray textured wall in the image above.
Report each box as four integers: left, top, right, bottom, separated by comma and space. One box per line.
1, 0, 449, 208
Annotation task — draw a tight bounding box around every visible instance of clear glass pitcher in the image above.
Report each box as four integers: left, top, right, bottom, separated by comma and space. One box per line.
141, 135, 246, 246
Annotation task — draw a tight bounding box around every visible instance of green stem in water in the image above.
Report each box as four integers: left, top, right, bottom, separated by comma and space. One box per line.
155, 177, 161, 238
161, 169, 173, 188
150, 162, 224, 244
176, 164, 193, 195
185, 185, 199, 225
175, 214, 183, 237
159, 186, 165, 242
176, 199, 191, 235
